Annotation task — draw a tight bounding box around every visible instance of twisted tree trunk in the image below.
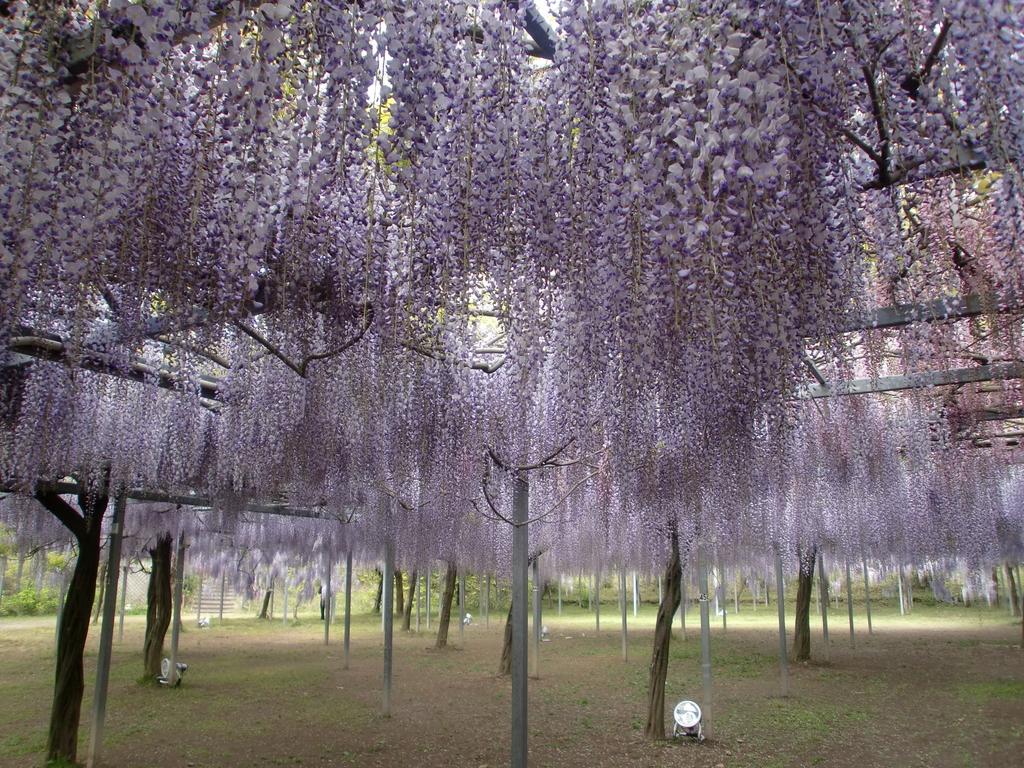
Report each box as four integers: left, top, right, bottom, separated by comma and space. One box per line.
645, 529, 682, 740
498, 601, 514, 675
35, 487, 109, 765
372, 567, 383, 613
435, 561, 457, 648
402, 570, 417, 631
793, 545, 817, 662
143, 533, 173, 678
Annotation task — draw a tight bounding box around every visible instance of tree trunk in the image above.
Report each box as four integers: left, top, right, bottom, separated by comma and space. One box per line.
992, 567, 1001, 608
258, 588, 272, 619
402, 570, 417, 631
644, 530, 682, 740
372, 568, 383, 614
498, 601, 514, 675
793, 545, 817, 662
395, 569, 405, 616
143, 533, 173, 678
36, 488, 109, 765
1006, 562, 1021, 618
435, 561, 457, 649
92, 562, 107, 625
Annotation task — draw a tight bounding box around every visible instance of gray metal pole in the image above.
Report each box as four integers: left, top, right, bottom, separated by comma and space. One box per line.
344, 550, 352, 666
557, 575, 562, 616
845, 560, 855, 647
118, 563, 128, 643
896, 563, 906, 615
619, 569, 628, 662
698, 549, 713, 741
324, 560, 332, 646
774, 548, 789, 697
658, 574, 662, 606
459, 572, 467, 645
632, 571, 638, 618
382, 539, 394, 717
416, 570, 422, 633
511, 474, 529, 768
817, 551, 830, 662
281, 574, 288, 626
485, 573, 490, 626
219, 570, 226, 623
680, 568, 687, 640
168, 530, 186, 686
595, 569, 601, 632
196, 574, 203, 624
862, 556, 873, 634
530, 556, 540, 678
86, 492, 126, 768
426, 569, 432, 630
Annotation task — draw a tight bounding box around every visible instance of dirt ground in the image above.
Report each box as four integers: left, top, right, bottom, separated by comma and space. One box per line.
1, 602, 1021, 768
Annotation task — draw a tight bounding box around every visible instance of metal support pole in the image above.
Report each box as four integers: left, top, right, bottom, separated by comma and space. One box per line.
698, 549, 713, 741
862, 556, 873, 634
595, 569, 601, 632
382, 538, 394, 717
118, 563, 128, 643
632, 571, 638, 618
196, 574, 203, 624
658, 575, 662, 606
219, 570, 226, 623
619, 569, 628, 662
344, 550, 352, 667
817, 551, 830, 662
426, 569, 432, 630
168, 530, 186, 686
530, 556, 540, 678
845, 560, 855, 647
896, 563, 906, 616
557, 576, 562, 616
324, 560, 332, 646
86, 492, 126, 768
282, 575, 288, 626
459, 572, 466, 645
484, 573, 490, 626
416, 570, 422, 633
680, 569, 687, 640
511, 474, 529, 768
774, 548, 789, 697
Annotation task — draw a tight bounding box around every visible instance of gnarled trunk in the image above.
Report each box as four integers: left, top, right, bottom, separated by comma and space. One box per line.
644, 530, 682, 740
143, 533, 173, 677
498, 601, 514, 675
1005, 562, 1021, 618
36, 488, 109, 765
435, 561, 457, 648
258, 587, 272, 619
402, 570, 417, 631
793, 545, 817, 662
372, 568, 383, 613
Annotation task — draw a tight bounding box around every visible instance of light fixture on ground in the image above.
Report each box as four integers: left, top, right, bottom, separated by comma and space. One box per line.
158, 657, 188, 687
672, 700, 703, 741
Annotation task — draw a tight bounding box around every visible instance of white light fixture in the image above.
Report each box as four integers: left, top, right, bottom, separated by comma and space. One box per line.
672, 700, 703, 741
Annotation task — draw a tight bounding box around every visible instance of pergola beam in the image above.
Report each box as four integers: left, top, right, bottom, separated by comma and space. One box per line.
838, 292, 1020, 333
800, 362, 1024, 399
1, 481, 342, 521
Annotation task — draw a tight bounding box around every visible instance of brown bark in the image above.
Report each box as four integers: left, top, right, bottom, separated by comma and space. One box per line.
258, 587, 272, 619
992, 567, 1001, 608
35, 487, 109, 765
372, 568, 383, 613
498, 601, 514, 675
395, 569, 405, 615
1006, 563, 1021, 618
402, 570, 417, 631
435, 561, 457, 648
793, 545, 817, 661
143, 533, 173, 678
644, 530, 682, 740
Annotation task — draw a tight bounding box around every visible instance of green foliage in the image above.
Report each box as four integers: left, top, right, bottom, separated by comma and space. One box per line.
0, 586, 60, 616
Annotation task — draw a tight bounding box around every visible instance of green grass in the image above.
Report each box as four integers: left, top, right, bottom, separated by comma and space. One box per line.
956, 680, 1024, 701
